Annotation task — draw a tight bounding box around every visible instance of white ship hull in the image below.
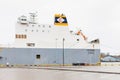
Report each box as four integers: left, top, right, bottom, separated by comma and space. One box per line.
0, 13, 100, 66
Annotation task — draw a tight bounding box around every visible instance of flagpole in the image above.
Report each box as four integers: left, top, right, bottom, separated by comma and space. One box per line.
63, 38, 65, 66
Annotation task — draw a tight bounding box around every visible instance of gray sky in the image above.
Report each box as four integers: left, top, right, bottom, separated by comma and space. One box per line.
0, 0, 120, 55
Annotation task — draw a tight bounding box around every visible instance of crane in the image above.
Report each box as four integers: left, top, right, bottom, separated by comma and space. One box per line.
76, 30, 87, 41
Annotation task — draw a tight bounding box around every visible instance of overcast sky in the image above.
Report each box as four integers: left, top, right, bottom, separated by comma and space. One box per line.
0, 0, 120, 55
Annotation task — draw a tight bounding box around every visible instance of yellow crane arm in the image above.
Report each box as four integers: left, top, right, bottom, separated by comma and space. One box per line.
76, 31, 87, 40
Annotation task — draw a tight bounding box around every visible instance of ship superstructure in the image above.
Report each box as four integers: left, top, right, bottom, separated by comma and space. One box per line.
0, 13, 100, 66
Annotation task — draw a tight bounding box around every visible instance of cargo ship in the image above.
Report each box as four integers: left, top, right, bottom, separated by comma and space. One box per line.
0, 13, 100, 66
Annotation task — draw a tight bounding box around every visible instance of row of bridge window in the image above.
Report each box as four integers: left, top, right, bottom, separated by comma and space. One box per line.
16, 34, 27, 39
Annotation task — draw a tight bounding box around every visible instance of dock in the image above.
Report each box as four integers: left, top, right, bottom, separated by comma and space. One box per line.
0, 66, 120, 80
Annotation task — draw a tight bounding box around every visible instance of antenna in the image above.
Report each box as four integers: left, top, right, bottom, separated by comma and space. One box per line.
29, 12, 38, 24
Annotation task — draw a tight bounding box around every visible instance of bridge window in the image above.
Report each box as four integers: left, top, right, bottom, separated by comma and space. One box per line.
21, 19, 27, 21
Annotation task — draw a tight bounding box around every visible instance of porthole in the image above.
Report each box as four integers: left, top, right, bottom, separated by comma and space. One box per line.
42, 30, 44, 32
77, 39, 79, 41
49, 25, 51, 28
36, 30, 38, 32
25, 29, 27, 32
32, 25, 34, 27
36, 54, 40, 59
31, 30, 34, 32
43, 25, 45, 28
